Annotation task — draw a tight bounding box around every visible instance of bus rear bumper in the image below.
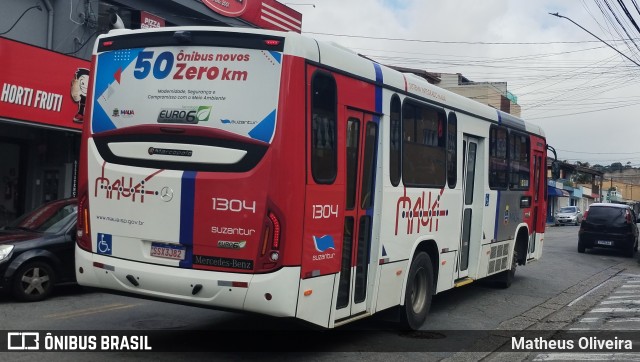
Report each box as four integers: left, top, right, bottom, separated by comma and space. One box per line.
75, 247, 300, 318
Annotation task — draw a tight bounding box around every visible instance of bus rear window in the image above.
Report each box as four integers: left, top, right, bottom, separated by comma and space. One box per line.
91, 43, 283, 144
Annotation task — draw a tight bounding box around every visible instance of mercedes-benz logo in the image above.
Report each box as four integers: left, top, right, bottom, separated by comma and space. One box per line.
160, 186, 174, 202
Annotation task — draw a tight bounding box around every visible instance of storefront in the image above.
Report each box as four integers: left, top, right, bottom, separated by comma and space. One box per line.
547, 182, 570, 223
0, 37, 88, 223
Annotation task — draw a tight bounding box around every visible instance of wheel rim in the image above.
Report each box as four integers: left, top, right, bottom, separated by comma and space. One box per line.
20, 267, 50, 296
410, 266, 427, 314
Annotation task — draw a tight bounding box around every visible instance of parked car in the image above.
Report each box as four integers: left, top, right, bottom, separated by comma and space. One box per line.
0, 198, 77, 301
554, 206, 583, 226
578, 203, 639, 257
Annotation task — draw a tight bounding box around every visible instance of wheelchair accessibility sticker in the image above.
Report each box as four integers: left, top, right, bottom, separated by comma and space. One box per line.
97, 233, 112, 255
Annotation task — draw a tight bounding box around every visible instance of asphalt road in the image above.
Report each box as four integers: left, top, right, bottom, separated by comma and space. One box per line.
1, 224, 638, 361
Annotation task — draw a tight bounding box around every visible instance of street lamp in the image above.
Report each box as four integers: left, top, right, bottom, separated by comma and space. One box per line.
549, 12, 640, 68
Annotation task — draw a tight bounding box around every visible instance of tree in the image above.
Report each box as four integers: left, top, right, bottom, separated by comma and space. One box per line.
611, 162, 623, 172
575, 161, 591, 168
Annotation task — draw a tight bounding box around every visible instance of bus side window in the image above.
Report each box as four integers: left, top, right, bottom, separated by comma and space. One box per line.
509, 132, 530, 190
389, 95, 401, 187
310, 71, 337, 184
401, 100, 446, 188
489, 125, 509, 190
447, 112, 457, 188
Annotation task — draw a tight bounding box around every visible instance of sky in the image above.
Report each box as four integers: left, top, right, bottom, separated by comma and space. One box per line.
286, 0, 640, 167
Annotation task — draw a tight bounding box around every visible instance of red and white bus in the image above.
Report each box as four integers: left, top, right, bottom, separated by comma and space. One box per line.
76, 26, 547, 329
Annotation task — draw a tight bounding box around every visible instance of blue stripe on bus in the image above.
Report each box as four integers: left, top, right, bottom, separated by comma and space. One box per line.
179, 171, 196, 268
374, 63, 383, 113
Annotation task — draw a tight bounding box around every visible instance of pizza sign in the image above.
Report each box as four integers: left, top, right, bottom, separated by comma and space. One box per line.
202, 0, 248, 17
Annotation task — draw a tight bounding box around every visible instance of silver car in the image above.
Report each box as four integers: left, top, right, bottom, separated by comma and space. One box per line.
555, 206, 583, 226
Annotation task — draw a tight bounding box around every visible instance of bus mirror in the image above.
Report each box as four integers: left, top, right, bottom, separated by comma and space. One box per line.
551, 161, 560, 180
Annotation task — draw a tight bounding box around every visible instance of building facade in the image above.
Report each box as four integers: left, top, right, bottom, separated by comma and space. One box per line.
546, 161, 603, 223
437, 73, 521, 118
0, 0, 300, 223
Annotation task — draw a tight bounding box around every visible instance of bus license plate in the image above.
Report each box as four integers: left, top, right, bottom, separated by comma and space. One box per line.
151, 243, 185, 260
597, 240, 613, 246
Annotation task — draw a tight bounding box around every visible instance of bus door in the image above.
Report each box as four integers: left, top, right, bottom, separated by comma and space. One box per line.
528, 150, 545, 259
334, 109, 378, 321
458, 135, 483, 279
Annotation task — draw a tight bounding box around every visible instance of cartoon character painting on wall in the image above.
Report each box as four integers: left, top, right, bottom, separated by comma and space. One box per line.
71, 68, 90, 123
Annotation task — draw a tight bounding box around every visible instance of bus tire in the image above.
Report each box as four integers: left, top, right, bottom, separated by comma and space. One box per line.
495, 251, 517, 289
400, 252, 433, 330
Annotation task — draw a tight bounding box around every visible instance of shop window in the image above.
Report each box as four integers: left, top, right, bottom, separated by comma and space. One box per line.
43, 170, 59, 202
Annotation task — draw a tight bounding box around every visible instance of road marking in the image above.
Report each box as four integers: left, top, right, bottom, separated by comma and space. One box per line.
620, 273, 640, 277
568, 278, 614, 306
621, 285, 640, 288
534, 353, 640, 361
45, 303, 141, 319
600, 299, 640, 305
606, 295, 640, 299
609, 317, 640, 322
590, 307, 640, 313
579, 317, 599, 322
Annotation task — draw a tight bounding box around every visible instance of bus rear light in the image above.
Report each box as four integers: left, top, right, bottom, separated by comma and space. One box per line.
102, 41, 114, 47
261, 227, 270, 256
268, 212, 281, 249
77, 193, 92, 252
256, 209, 284, 273
264, 39, 280, 46
218, 281, 248, 288
270, 251, 279, 261
231, 281, 248, 288
93, 262, 114, 271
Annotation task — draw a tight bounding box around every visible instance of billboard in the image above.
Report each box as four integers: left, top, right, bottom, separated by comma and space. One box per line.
0, 37, 90, 131
202, 0, 302, 33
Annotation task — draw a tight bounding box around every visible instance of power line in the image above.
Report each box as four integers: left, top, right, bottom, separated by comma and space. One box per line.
305, 31, 609, 45
555, 148, 640, 155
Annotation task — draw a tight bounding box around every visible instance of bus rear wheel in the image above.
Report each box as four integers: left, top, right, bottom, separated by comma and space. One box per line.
495, 251, 517, 289
400, 252, 433, 330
